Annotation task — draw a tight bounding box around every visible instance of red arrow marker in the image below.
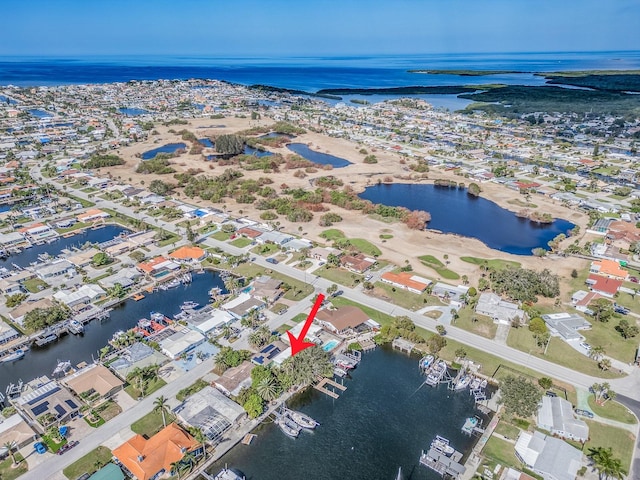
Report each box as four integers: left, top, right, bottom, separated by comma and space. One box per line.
287, 293, 325, 356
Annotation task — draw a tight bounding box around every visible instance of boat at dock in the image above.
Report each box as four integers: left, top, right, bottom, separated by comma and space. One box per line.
180, 300, 199, 310
1, 348, 26, 363
275, 414, 301, 438
209, 467, 246, 480
454, 373, 471, 391
432, 435, 455, 456
283, 407, 318, 429
424, 360, 448, 386
52, 360, 74, 378
68, 319, 84, 334
34, 333, 58, 347
162, 278, 182, 289
419, 354, 434, 371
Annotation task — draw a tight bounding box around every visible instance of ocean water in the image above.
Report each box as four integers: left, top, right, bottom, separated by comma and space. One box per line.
0, 51, 638, 90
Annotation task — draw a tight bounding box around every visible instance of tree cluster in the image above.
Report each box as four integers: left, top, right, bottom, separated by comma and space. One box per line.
499, 375, 542, 417
24, 304, 70, 332
489, 267, 560, 302
84, 154, 125, 169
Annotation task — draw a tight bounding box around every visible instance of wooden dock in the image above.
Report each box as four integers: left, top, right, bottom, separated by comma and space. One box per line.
314, 377, 347, 399
132, 293, 145, 301
392, 338, 415, 354
360, 338, 376, 351
241, 433, 256, 445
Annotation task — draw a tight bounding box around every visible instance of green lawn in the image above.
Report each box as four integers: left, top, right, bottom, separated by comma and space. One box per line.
157, 233, 180, 248
211, 230, 231, 241
276, 323, 296, 334
176, 379, 209, 402
0, 453, 28, 480
460, 256, 522, 270
507, 328, 622, 378
131, 410, 177, 438
372, 281, 443, 311
349, 238, 382, 257
494, 420, 521, 440
55, 221, 91, 234
251, 243, 281, 256
124, 378, 166, 399
320, 229, 345, 240
482, 436, 521, 470
418, 255, 460, 280
315, 265, 363, 288
587, 396, 637, 424
230, 237, 253, 248
23, 278, 49, 293
584, 421, 635, 473
379, 234, 394, 240
270, 302, 289, 314
234, 263, 314, 301
581, 316, 639, 364
291, 313, 308, 324
454, 307, 498, 339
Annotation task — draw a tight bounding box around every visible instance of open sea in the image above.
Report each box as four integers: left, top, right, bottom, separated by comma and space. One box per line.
0, 51, 639, 90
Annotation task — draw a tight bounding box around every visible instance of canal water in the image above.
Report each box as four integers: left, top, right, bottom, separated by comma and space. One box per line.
287, 143, 352, 168
0, 271, 226, 395
0, 225, 129, 268
141, 143, 187, 160
359, 184, 575, 255
208, 346, 483, 480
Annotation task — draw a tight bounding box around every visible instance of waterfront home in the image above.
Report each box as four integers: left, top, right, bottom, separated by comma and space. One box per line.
61, 364, 124, 401
186, 307, 235, 336
109, 342, 168, 379
113, 423, 201, 480
315, 306, 370, 336
537, 396, 589, 443
35, 259, 76, 280
221, 292, 265, 319
14, 379, 81, 431
8, 297, 55, 325
98, 267, 143, 290
214, 361, 254, 397
136, 256, 180, 278
340, 253, 375, 273
0, 277, 25, 295
255, 230, 293, 246
0, 231, 27, 247
159, 328, 205, 360
541, 313, 591, 342
19, 222, 57, 241
77, 208, 110, 223
53, 284, 106, 308
0, 322, 20, 345
174, 385, 246, 443
475, 292, 526, 325
515, 431, 583, 480
168, 245, 207, 262
0, 414, 37, 453
251, 275, 283, 303
585, 274, 622, 298
252, 341, 287, 366
381, 271, 431, 294
589, 259, 628, 280
65, 247, 100, 268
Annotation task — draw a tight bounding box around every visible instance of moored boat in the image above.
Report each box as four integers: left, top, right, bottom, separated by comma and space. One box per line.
432, 435, 455, 456
1, 348, 26, 363
285, 408, 318, 429
68, 319, 84, 334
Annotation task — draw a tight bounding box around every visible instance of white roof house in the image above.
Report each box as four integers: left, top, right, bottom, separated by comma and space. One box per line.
542, 313, 591, 342
53, 284, 106, 307
515, 431, 583, 480
537, 396, 589, 442
159, 328, 205, 360
35, 259, 76, 279
187, 308, 235, 335
475, 292, 525, 325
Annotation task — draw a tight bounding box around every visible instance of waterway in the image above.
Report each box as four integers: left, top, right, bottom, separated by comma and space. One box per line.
141, 142, 187, 160
287, 143, 352, 168
359, 184, 574, 255
208, 346, 483, 480
1, 225, 128, 268
118, 107, 148, 116
0, 270, 226, 395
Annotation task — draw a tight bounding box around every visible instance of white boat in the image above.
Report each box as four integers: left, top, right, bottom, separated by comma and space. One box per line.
68, 319, 84, 334
164, 278, 181, 289
52, 360, 73, 378
419, 354, 434, 371
276, 415, 301, 438
285, 408, 318, 429
213, 467, 245, 480
1, 349, 26, 363
432, 435, 455, 456
180, 301, 199, 310
454, 374, 471, 391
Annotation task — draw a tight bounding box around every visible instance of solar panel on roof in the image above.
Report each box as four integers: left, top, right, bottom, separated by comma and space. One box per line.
27, 386, 60, 406
31, 403, 49, 417
65, 399, 78, 409
54, 405, 66, 417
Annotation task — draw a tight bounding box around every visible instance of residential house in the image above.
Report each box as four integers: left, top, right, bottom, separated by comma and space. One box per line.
168, 245, 207, 263
186, 307, 235, 336
109, 342, 168, 379
65, 247, 100, 268
586, 274, 622, 298
251, 341, 287, 366
315, 306, 370, 335
0, 323, 20, 345
537, 396, 589, 442
9, 297, 55, 325
515, 431, 583, 480
98, 267, 143, 290
0, 231, 26, 247
77, 208, 110, 223
14, 380, 81, 431
137, 256, 180, 278
255, 230, 293, 246
53, 284, 106, 309
62, 364, 124, 400
221, 293, 264, 319
340, 253, 375, 273
174, 386, 245, 443
251, 276, 283, 303
0, 414, 37, 453
113, 423, 200, 480
475, 292, 526, 325
236, 226, 264, 239
159, 328, 205, 360
214, 361, 254, 397
35, 259, 76, 280
541, 313, 591, 342
589, 259, 628, 280
431, 282, 469, 308
381, 272, 431, 294
309, 246, 339, 263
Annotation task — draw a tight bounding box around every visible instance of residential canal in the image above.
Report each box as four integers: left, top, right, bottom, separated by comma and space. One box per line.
208, 346, 483, 480
359, 183, 575, 255
1, 225, 129, 268
0, 271, 226, 395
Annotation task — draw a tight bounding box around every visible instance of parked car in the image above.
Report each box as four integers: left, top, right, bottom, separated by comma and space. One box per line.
34, 442, 47, 454
57, 440, 79, 455
575, 409, 595, 418
630, 276, 638, 283
579, 342, 591, 351
266, 258, 279, 265
545, 390, 558, 398
365, 274, 373, 281
332, 290, 344, 298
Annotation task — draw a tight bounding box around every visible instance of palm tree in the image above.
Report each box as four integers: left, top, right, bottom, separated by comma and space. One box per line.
603, 389, 617, 405
255, 376, 279, 402
192, 427, 208, 459
153, 395, 169, 428
590, 345, 606, 362
170, 460, 183, 479
599, 358, 612, 371
3, 441, 18, 466
588, 446, 626, 479
181, 451, 197, 473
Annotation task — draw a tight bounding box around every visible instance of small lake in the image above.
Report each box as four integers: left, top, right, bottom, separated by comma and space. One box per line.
208, 346, 483, 480
0, 271, 227, 395
359, 184, 575, 255
198, 138, 214, 148
244, 145, 272, 157
142, 142, 187, 160
1, 225, 128, 268
28, 109, 53, 118
119, 107, 148, 116
287, 143, 352, 168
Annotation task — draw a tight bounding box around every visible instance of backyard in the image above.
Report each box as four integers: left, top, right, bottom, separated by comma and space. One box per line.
131, 409, 177, 438
62, 446, 113, 480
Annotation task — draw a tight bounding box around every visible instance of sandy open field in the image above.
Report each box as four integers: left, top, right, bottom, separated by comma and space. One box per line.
106, 116, 588, 287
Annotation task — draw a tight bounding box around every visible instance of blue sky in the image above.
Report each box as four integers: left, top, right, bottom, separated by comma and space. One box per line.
2, 0, 639, 56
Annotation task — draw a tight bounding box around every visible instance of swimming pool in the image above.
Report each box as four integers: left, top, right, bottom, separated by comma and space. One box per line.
322, 340, 340, 352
